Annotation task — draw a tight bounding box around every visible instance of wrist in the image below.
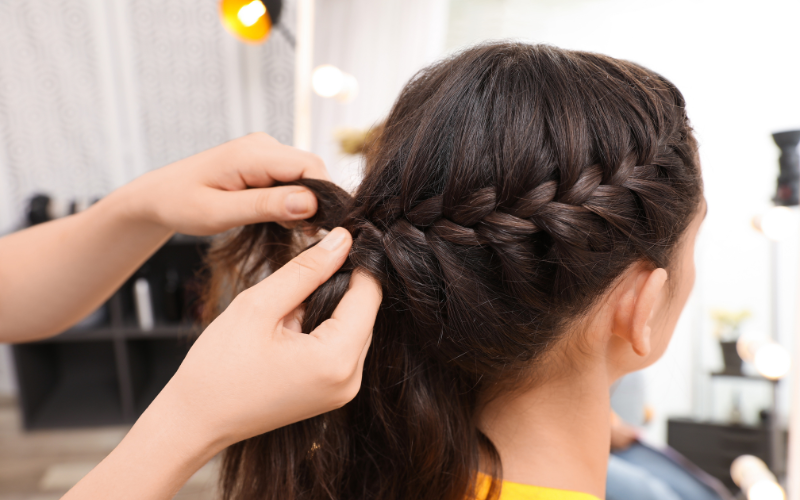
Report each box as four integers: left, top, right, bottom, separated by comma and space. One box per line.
105, 171, 170, 232
75, 181, 175, 254
142, 381, 231, 464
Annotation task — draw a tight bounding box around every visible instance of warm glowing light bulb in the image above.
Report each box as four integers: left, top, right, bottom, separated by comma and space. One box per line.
311, 65, 359, 102
754, 342, 791, 380
219, 0, 272, 44
312, 65, 345, 98
237, 0, 266, 27
755, 206, 797, 241
748, 480, 786, 500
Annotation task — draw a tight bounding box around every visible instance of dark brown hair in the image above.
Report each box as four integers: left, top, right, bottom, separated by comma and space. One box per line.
204, 43, 702, 500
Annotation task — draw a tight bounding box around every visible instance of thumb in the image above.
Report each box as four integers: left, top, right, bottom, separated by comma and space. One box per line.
247, 228, 352, 318
310, 270, 382, 354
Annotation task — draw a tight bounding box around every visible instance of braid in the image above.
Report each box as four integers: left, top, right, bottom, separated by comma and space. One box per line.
207, 42, 702, 500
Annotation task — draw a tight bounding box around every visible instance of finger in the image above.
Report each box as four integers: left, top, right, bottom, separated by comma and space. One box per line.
311, 270, 382, 353
215, 135, 332, 189
255, 144, 331, 183
248, 228, 352, 317
207, 185, 318, 228
354, 331, 373, 374
282, 305, 306, 333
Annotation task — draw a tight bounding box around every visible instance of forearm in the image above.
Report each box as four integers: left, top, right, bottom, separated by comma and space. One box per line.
0, 136, 327, 343
63, 384, 224, 500
0, 184, 172, 342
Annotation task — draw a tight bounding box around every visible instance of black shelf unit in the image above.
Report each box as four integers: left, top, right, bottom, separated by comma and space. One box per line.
12, 236, 208, 430
668, 418, 787, 493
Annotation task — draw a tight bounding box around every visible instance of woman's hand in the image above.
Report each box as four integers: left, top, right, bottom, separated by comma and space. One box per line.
64, 228, 382, 500
166, 227, 380, 445
119, 133, 329, 235
0, 133, 330, 342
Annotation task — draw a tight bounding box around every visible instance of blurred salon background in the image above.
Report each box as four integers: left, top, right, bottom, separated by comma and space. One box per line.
0, 1, 798, 499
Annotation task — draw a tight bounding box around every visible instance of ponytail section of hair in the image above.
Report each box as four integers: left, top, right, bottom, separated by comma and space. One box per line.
202, 178, 353, 324
206, 178, 498, 500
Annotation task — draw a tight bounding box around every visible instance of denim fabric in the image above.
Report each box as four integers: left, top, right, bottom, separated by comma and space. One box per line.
607, 443, 724, 500
607, 454, 681, 500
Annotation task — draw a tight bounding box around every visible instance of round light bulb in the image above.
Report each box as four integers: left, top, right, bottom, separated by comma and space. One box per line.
238, 0, 267, 27
312, 65, 345, 98
748, 480, 786, 500
757, 206, 796, 242
219, 0, 273, 44
754, 342, 791, 380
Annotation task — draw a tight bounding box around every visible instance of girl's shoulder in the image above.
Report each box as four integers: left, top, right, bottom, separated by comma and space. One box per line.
498, 480, 600, 500
477, 474, 602, 500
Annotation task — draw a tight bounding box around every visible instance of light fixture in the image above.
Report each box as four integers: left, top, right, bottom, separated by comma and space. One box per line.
238, 1, 266, 27
753, 342, 791, 380
219, 0, 283, 44
736, 336, 791, 380
731, 455, 786, 500
312, 65, 359, 102
752, 206, 797, 242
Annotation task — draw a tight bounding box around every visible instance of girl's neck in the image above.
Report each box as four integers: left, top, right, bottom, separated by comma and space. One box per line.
478, 362, 611, 499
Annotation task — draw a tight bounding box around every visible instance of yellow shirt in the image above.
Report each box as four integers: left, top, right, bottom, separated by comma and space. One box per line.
477, 475, 601, 500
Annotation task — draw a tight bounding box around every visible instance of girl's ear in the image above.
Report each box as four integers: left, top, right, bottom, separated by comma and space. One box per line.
611, 268, 668, 358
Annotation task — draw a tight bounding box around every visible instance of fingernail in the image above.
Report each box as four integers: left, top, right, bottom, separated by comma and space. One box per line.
286, 192, 313, 215
319, 228, 347, 251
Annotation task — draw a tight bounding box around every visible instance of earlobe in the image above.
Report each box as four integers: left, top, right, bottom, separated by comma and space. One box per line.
631, 326, 651, 357
629, 268, 668, 358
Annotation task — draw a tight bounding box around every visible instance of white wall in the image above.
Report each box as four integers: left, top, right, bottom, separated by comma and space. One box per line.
447, 0, 800, 444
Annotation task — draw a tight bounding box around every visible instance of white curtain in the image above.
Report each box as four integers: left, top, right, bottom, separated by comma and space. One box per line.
310, 0, 450, 190
0, 0, 298, 396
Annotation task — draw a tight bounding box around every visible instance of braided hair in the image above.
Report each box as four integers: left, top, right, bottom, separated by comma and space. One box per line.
204, 43, 703, 500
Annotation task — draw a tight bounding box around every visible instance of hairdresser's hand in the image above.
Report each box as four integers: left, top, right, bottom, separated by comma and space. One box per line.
0, 133, 328, 342
120, 133, 330, 235
64, 227, 381, 500
165, 227, 381, 445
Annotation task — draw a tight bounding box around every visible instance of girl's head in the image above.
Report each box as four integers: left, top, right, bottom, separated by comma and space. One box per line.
206, 42, 703, 500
